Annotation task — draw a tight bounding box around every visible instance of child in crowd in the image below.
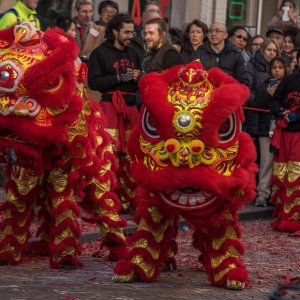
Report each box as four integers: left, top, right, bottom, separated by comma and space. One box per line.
268, 50, 300, 233
250, 57, 290, 207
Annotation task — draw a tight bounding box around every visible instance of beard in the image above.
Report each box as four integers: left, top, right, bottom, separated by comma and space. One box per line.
117, 36, 131, 48
145, 39, 162, 50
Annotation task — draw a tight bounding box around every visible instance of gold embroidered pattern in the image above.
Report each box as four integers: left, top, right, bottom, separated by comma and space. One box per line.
133, 238, 160, 259
212, 226, 237, 250
131, 255, 155, 278
210, 246, 239, 268
48, 168, 68, 193
214, 263, 237, 282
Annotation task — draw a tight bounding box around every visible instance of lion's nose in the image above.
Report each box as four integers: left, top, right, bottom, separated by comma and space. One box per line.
159, 138, 208, 168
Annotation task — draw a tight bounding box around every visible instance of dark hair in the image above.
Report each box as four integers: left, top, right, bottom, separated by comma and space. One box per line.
57, 17, 76, 32
183, 19, 208, 43
169, 27, 182, 46
284, 30, 297, 45
279, 0, 296, 10
98, 0, 119, 14
106, 13, 134, 41
228, 26, 251, 49
268, 56, 290, 75
250, 34, 264, 44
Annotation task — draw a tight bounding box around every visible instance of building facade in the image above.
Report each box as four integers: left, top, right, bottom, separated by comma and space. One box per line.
1, 0, 299, 37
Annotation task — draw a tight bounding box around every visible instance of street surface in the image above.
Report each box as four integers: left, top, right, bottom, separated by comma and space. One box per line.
0, 220, 299, 300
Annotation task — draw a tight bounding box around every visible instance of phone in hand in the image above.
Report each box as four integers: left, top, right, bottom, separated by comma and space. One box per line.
282, 6, 290, 21
269, 78, 277, 86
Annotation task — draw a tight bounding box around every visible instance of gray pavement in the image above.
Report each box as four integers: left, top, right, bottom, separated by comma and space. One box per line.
1, 217, 299, 300
1, 186, 298, 300
0, 255, 274, 300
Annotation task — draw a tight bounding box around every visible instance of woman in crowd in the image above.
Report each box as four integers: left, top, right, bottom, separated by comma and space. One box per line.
250, 57, 290, 207
250, 35, 265, 55
228, 26, 252, 64
282, 31, 296, 59
57, 17, 77, 38
290, 48, 299, 71
246, 39, 280, 131
244, 38, 280, 187
247, 38, 280, 98
268, 0, 300, 31
181, 19, 207, 63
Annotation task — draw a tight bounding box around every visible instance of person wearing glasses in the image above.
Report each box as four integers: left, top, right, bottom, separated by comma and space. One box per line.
191, 22, 248, 85
228, 26, 252, 64
96, 0, 119, 29
250, 35, 265, 55
74, 0, 105, 62
88, 13, 141, 212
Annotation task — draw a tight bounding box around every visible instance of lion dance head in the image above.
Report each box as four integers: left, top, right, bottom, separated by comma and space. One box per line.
129, 60, 257, 218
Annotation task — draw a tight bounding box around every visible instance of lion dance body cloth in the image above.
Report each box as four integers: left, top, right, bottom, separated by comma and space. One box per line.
0, 22, 127, 268
114, 61, 257, 289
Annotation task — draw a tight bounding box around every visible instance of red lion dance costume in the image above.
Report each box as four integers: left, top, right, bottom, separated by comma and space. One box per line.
0, 22, 127, 268
114, 61, 257, 289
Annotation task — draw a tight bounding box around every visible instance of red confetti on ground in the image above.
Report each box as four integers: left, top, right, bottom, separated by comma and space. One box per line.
64, 293, 78, 300
1, 187, 300, 291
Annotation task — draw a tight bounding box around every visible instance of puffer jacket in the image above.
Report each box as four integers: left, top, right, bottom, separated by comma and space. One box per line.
247, 51, 270, 93
249, 78, 274, 137
191, 40, 248, 85
244, 51, 270, 136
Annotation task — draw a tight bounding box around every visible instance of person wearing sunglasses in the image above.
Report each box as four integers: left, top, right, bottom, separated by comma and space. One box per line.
228, 26, 252, 64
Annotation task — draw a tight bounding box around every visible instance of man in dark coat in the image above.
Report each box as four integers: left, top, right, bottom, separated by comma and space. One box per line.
191, 22, 248, 85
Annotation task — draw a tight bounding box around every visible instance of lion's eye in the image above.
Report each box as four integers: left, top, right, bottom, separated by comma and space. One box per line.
0, 70, 10, 82
218, 113, 237, 144
142, 108, 160, 139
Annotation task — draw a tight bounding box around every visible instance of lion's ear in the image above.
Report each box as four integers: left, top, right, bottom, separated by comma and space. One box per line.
23, 28, 79, 108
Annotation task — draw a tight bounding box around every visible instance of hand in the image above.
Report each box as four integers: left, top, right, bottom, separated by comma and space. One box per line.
132, 69, 141, 81
282, 110, 291, 121
120, 68, 134, 82
267, 84, 278, 96
288, 9, 297, 23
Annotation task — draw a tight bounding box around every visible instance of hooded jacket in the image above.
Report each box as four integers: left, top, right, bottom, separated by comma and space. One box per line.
88, 40, 141, 105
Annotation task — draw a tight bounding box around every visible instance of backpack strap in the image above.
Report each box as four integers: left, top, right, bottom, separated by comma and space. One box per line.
0, 7, 19, 23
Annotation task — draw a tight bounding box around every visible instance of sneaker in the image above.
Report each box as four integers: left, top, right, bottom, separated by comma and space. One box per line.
254, 195, 267, 207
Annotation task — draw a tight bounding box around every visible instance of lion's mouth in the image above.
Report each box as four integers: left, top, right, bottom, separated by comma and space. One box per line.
159, 189, 217, 210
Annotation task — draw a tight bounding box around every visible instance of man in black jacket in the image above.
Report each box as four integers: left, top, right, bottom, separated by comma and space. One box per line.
191, 22, 248, 85
141, 18, 183, 74
88, 13, 141, 211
